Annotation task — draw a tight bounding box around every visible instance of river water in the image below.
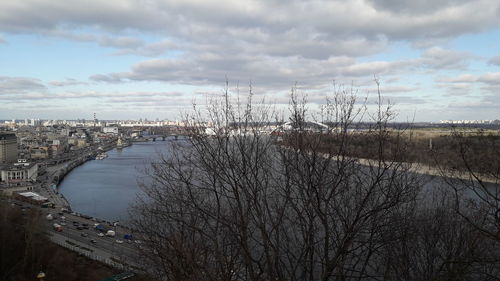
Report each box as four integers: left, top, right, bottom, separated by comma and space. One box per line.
59, 138, 499, 223
58, 140, 174, 223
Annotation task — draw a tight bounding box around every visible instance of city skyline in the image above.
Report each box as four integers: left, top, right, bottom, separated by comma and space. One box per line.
1, 0, 500, 121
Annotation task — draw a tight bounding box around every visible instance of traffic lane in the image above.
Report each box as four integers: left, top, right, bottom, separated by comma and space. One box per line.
48, 213, 143, 249
10, 198, 139, 260
62, 213, 137, 240
50, 219, 139, 255
48, 224, 138, 259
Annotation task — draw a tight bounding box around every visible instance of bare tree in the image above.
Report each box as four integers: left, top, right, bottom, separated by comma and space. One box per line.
131, 82, 498, 281
380, 186, 499, 281
435, 127, 500, 243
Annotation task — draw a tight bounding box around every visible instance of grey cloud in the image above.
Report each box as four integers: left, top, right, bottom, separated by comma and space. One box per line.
1, 0, 499, 60
448, 97, 500, 110
477, 72, 500, 85
113, 39, 180, 57
89, 73, 124, 83
435, 74, 476, 83
340, 60, 416, 77
86, 45, 471, 92
480, 85, 500, 94
366, 85, 419, 94
380, 96, 427, 105
92, 51, 422, 93
0, 37, 5, 44
0, 76, 46, 94
49, 78, 87, 87
96, 55, 359, 90
45, 30, 145, 50
420, 47, 472, 69
98, 36, 143, 49
436, 83, 473, 96
434, 72, 500, 95
367, 0, 471, 15
488, 55, 500, 66
0, 90, 184, 101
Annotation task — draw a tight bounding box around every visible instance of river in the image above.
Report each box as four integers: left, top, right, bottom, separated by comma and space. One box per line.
58, 140, 174, 223
58, 138, 499, 223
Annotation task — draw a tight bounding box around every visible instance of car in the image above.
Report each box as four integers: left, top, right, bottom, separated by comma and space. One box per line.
81, 233, 88, 237
115, 240, 124, 244
59, 222, 66, 226
76, 226, 84, 230
97, 233, 105, 237
90, 239, 97, 243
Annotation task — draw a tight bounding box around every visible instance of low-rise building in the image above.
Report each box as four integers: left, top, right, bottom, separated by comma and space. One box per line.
14, 191, 48, 205
0, 162, 38, 185
30, 146, 49, 160
103, 126, 119, 134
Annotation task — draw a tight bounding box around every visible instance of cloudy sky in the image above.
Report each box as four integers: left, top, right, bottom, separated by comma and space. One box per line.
1, 0, 500, 121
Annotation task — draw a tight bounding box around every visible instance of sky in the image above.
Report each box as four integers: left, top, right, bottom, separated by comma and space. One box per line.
1, 0, 500, 121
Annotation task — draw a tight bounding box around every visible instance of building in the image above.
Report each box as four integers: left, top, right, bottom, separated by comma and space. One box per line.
0, 162, 38, 185
0, 133, 17, 164
14, 191, 48, 205
30, 146, 49, 160
103, 126, 119, 134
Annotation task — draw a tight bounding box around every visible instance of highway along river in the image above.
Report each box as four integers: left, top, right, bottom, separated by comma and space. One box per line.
58, 140, 174, 223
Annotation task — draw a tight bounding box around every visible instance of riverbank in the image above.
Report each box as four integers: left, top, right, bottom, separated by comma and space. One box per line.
38, 141, 119, 210
56, 140, 173, 222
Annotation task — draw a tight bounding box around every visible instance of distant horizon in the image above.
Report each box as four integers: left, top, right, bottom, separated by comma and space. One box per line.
2, 118, 500, 125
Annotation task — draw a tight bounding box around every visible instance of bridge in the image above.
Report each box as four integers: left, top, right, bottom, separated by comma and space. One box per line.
132, 134, 183, 142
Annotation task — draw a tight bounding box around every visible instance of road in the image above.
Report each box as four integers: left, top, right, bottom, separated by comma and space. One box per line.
36, 200, 143, 270
8, 142, 146, 271
2, 197, 143, 270
46, 212, 139, 258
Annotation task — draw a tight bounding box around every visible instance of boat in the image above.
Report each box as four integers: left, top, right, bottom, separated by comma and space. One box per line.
95, 152, 108, 160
